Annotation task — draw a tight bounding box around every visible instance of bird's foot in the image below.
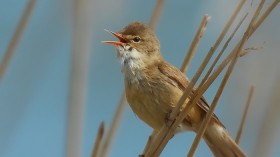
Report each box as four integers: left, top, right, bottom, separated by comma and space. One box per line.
165, 111, 174, 127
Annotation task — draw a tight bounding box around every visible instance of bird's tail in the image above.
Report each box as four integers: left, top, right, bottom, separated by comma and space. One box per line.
203, 123, 246, 157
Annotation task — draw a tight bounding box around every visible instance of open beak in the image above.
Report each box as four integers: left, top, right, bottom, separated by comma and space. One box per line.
102, 29, 128, 46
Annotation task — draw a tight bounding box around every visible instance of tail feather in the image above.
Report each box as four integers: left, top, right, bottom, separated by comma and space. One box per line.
203, 123, 246, 157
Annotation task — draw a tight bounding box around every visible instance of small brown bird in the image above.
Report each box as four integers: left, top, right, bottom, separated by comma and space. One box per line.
103, 22, 246, 157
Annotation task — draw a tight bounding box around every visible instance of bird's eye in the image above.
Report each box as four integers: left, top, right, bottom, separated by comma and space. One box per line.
132, 36, 141, 43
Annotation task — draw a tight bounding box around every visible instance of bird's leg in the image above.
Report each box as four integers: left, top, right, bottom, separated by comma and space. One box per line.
164, 109, 174, 127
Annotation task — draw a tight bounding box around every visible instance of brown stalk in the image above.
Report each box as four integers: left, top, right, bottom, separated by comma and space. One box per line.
143, 1, 246, 156
149, 0, 165, 30
180, 15, 210, 72
66, 0, 94, 156
196, 0, 279, 101
0, 0, 36, 80
235, 86, 255, 144
140, 130, 158, 157
91, 122, 105, 157
99, 93, 126, 157
183, 11, 249, 157
198, 13, 248, 90
170, 0, 246, 123
187, 1, 266, 156
252, 0, 280, 30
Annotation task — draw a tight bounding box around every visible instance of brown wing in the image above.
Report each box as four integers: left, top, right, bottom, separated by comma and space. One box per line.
158, 61, 223, 126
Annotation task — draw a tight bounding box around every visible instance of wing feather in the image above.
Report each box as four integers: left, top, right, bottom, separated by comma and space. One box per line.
158, 61, 223, 126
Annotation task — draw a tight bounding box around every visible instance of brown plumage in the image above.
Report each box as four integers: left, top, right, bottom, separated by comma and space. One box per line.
103, 22, 246, 157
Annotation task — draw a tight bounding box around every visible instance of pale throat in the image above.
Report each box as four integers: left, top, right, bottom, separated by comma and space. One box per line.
116, 45, 145, 83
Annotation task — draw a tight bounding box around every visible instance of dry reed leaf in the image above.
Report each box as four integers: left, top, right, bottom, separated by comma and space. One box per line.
180, 15, 211, 72
91, 122, 105, 157
0, 0, 36, 80
235, 86, 255, 144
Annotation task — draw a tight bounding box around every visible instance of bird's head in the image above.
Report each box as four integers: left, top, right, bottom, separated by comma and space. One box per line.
103, 22, 161, 68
